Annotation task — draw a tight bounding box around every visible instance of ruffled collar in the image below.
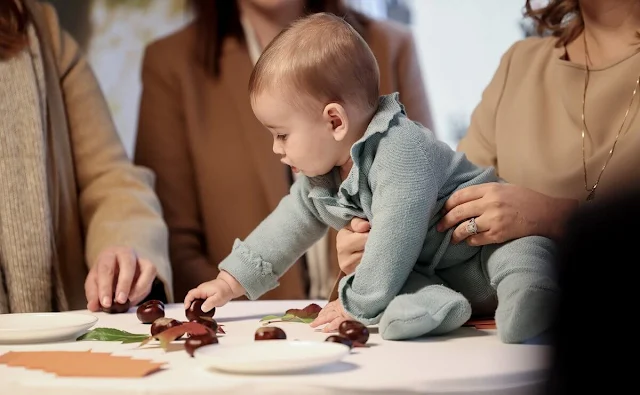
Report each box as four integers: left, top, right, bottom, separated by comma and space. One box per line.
307, 93, 406, 206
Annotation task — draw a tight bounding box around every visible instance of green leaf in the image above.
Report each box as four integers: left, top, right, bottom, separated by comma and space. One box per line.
77, 327, 149, 344
260, 315, 282, 322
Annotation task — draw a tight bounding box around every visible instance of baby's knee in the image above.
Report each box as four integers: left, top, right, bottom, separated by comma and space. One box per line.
487, 239, 558, 287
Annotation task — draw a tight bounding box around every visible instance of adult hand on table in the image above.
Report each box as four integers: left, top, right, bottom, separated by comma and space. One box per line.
85, 247, 157, 311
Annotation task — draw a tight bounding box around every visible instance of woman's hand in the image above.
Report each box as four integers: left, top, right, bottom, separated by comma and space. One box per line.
336, 218, 371, 275
84, 247, 157, 311
437, 183, 578, 246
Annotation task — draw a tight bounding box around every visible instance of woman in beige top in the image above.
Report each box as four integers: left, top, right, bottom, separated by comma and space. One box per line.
0, 0, 173, 313
336, 0, 640, 273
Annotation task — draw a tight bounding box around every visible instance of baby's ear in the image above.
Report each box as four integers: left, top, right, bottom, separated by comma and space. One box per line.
323, 102, 349, 141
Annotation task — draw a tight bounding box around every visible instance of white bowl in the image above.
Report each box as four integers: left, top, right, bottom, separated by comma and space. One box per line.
0, 312, 98, 344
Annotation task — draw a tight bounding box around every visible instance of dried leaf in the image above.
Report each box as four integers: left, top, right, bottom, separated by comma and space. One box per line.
260, 303, 322, 324
186, 317, 226, 335
285, 303, 322, 318
76, 328, 148, 344
142, 322, 214, 351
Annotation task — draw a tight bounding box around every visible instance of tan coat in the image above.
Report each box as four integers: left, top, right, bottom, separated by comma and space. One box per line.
25, 0, 173, 309
135, 16, 433, 302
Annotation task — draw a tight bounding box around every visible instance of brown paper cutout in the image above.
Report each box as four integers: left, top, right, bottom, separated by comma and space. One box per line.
0, 350, 165, 377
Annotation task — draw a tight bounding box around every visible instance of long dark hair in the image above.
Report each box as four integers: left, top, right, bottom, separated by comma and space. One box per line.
0, 0, 30, 60
189, 0, 369, 79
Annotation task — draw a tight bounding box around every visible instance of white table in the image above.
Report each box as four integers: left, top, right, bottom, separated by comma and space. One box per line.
0, 301, 551, 395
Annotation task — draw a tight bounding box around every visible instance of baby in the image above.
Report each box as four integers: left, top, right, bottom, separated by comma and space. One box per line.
184, 13, 558, 343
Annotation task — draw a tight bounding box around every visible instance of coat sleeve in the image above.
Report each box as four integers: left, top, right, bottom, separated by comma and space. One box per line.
133, 40, 215, 300
40, 2, 174, 301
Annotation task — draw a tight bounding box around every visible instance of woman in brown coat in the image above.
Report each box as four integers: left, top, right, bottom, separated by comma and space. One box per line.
0, 0, 173, 313
134, 0, 434, 302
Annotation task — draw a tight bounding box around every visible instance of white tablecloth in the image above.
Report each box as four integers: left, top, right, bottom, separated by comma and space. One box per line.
0, 301, 551, 395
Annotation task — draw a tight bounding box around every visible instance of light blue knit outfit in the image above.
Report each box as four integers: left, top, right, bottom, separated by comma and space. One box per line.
219, 93, 558, 343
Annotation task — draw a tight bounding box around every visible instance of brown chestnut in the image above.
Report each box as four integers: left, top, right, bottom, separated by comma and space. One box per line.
338, 320, 369, 344
136, 300, 165, 324
185, 333, 218, 357
190, 316, 218, 333
186, 299, 215, 321
101, 298, 130, 314
255, 326, 286, 341
325, 335, 353, 348
150, 317, 183, 337
146, 299, 164, 307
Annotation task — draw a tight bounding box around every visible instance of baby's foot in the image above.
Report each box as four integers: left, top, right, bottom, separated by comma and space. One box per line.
379, 285, 471, 341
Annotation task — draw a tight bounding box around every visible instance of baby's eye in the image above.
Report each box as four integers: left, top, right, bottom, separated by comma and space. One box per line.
277, 134, 287, 141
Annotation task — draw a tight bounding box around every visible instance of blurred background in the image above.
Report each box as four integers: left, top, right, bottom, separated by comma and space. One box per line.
46, 0, 544, 155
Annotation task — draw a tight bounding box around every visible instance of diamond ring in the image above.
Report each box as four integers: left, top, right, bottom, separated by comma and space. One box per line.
466, 217, 478, 235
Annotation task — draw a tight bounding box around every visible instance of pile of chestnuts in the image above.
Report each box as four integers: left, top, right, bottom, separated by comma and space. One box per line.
129, 299, 371, 356
133, 298, 219, 357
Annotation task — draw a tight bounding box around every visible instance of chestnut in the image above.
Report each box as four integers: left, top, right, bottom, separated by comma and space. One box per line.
136, 300, 165, 324
146, 299, 164, 307
186, 298, 215, 321
338, 320, 369, 344
325, 335, 353, 348
255, 326, 286, 341
190, 316, 218, 333
150, 317, 183, 337
185, 333, 218, 357
101, 298, 130, 314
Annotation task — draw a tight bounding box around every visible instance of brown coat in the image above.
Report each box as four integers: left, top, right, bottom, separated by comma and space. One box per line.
134, 16, 433, 302
25, 0, 173, 310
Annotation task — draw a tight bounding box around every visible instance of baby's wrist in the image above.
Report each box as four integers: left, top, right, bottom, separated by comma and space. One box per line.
218, 270, 246, 298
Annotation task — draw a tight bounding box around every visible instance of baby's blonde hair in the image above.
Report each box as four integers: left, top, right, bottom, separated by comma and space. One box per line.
249, 12, 380, 114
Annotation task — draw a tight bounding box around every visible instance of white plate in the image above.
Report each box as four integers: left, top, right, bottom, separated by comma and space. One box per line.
194, 340, 351, 374
0, 312, 98, 344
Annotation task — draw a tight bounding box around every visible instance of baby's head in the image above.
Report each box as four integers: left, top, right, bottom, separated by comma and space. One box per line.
249, 12, 380, 177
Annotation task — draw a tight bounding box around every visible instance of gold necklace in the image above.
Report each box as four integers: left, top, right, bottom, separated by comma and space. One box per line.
581, 32, 640, 201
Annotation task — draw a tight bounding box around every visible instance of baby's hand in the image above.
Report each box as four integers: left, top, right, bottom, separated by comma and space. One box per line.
184, 279, 235, 313
184, 271, 246, 313
310, 300, 353, 332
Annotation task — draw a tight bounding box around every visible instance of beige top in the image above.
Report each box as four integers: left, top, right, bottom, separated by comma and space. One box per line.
458, 36, 640, 202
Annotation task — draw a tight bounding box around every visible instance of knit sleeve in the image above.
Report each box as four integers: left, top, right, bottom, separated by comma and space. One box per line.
218, 177, 328, 300
338, 127, 438, 325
